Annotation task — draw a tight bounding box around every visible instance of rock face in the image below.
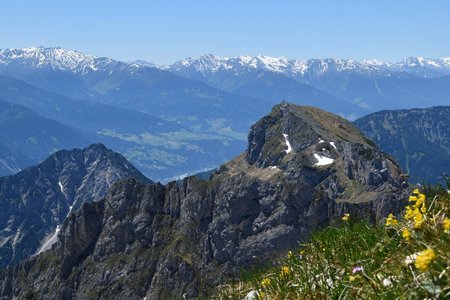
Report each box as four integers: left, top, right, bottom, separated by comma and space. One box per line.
0, 144, 150, 268
354, 106, 450, 183
0, 104, 408, 299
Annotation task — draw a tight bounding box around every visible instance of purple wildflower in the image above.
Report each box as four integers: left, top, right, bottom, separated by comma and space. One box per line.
352, 266, 363, 273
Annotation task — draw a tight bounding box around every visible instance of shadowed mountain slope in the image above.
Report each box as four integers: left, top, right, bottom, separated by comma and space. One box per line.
0, 144, 150, 267
355, 106, 450, 183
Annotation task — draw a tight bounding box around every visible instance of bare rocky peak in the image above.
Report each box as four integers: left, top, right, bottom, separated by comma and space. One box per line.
0, 143, 150, 267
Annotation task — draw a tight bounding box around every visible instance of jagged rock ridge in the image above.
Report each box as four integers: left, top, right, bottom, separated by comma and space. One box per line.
0, 104, 407, 299
0, 144, 150, 268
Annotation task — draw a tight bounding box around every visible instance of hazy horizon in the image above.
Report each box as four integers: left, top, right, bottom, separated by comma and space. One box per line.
1, 0, 449, 64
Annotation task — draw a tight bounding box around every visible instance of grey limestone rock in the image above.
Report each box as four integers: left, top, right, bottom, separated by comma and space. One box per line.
0, 143, 150, 268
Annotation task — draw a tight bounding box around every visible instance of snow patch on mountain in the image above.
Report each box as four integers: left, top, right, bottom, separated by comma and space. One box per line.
283, 134, 293, 154
36, 225, 60, 255
313, 153, 334, 166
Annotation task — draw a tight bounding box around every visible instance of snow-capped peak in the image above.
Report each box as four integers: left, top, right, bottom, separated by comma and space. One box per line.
167, 54, 450, 79
1, 47, 449, 79
197, 53, 225, 70
399, 56, 436, 67
167, 54, 388, 78
0, 46, 119, 74
362, 59, 387, 66
236, 54, 253, 64
440, 57, 450, 65
170, 53, 229, 74
170, 54, 292, 74
389, 56, 450, 77
253, 55, 289, 71
129, 59, 160, 68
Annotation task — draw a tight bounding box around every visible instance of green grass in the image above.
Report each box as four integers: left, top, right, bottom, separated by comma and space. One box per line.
216, 186, 450, 299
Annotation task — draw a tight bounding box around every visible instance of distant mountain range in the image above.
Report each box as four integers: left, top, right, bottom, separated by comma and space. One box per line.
164, 54, 450, 116
165, 53, 450, 80
3, 47, 450, 117
0, 46, 118, 75
2, 47, 449, 78
0, 47, 270, 132
0, 46, 449, 181
355, 106, 450, 184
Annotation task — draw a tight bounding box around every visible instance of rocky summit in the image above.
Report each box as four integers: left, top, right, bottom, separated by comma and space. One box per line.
0, 103, 408, 299
0, 144, 150, 268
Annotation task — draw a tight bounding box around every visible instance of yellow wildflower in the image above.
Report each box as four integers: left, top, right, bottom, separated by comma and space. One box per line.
420, 204, 427, 214
404, 206, 414, 220
287, 251, 293, 258
409, 195, 418, 202
413, 209, 424, 229
261, 278, 271, 288
385, 213, 398, 226
443, 218, 450, 233
349, 275, 356, 282
342, 213, 350, 221
405, 190, 427, 229
414, 248, 436, 272
257, 291, 265, 299
415, 193, 425, 207
402, 228, 411, 241
409, 189, 425, 208
281, 266, 290, 277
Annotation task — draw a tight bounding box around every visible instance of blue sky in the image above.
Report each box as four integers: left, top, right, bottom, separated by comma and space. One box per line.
1, 0, 449, 64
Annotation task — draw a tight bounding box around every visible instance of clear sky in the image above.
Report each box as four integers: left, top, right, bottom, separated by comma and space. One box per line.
1, 0, 449, 64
